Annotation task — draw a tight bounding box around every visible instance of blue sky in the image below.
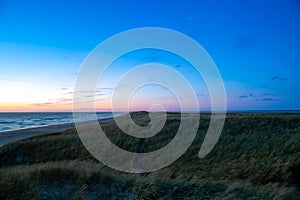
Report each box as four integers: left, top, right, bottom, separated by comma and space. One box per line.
0, 0, 299, 111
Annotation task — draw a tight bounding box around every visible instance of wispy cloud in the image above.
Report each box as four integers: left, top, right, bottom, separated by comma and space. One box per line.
238, 92, 279, 102
59, 98, 72, 102
29, 102, 53, 106
260, 93, 278, 97
60, 87, 69, 91
271, 76, 287, 81
97, 87, 114, 91
262, 98, 278, 101
239, 95, 248, 100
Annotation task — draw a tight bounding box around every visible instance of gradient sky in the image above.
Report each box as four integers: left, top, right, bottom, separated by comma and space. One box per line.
0, 0, 299, 111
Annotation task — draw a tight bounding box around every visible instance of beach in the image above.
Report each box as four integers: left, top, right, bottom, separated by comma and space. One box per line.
0, 116, 116, 147
0, 122, 75, 147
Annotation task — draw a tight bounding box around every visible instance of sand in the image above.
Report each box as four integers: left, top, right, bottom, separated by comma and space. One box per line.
0, 117, 114, 147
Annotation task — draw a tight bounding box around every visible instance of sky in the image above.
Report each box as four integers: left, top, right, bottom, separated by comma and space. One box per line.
0, 0, 299, 112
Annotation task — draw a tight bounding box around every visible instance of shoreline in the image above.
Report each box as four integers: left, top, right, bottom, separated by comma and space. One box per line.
1, 111, 299, 148
0, 117, 115, 147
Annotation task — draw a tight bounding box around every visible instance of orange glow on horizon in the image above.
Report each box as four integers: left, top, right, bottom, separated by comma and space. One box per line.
0, 95, 199, 112
0, 100, 114, 112
0, 103, 71, 112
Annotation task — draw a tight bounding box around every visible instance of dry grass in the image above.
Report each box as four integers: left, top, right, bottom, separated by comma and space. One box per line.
0, 112, 299, 199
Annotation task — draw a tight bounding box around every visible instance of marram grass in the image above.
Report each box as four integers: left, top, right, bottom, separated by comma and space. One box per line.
0, 112, 299, 199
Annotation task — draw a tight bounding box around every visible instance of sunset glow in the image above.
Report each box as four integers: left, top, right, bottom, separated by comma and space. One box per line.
1, 0, 299, 112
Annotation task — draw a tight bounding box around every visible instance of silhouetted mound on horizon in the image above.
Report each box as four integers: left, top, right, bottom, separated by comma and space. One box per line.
0, 112, 299, 199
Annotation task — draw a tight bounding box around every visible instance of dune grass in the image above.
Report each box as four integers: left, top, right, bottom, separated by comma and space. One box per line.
0, 112, 299, 199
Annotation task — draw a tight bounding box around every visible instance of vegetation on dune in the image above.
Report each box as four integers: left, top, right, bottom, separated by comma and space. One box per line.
0, 161, 292, 199
0, 113, 299, 199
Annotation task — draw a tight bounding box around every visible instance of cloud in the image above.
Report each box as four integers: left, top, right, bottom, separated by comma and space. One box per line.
260, 93, 278, 97
238, 93, 279, 101
83, 92, 105, 98
271, 76, 287, 81
29, 102, 53, 106
239, 95, 248, 99
60, 87, 68, 91
59, 98, 72, 102
58, 98, 73, 105
97, 87, 114, 91
234, 36, 255, 49
262, 98, 278, 101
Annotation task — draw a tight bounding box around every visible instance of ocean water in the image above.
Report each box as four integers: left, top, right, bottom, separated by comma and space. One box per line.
0, 112, 122, 133
1, 110, 298, 133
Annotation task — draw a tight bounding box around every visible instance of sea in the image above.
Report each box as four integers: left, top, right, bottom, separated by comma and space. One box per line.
0, 112, 123, 133
0, 110, 299, 133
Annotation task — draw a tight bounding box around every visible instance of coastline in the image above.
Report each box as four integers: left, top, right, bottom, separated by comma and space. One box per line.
1, 111, 299, 148
0, 117, 114, 147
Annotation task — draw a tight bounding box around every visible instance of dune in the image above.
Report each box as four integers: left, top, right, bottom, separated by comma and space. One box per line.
0, 112, 299, 199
